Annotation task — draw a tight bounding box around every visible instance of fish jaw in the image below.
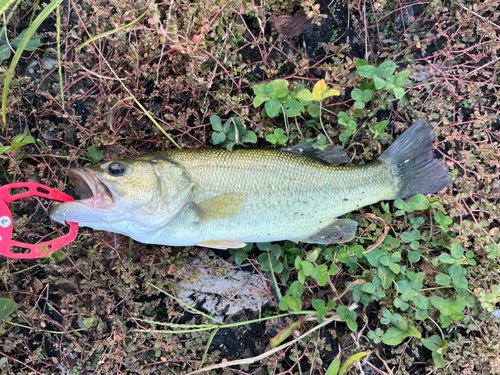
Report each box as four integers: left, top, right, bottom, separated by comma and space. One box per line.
49, 167, 117, 225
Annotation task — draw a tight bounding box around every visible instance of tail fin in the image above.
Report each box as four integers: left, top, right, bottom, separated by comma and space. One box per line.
379, 120, 452, 199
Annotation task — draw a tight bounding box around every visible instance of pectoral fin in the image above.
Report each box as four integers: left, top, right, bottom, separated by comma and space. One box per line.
298, 219, 358, 244
196, 193, 246, 223
282, 143, 349, 165
195, 240, 247, 249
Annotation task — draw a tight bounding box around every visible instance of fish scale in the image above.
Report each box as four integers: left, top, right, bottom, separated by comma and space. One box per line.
49, 120, 452, 249
142, 149, 396, 245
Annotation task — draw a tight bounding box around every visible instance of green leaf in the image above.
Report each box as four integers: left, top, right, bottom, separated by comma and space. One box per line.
346, 318, 358, 331
325, 356, 341, 375
391, 313, 407, 331
210, 115, 223, 131
378, 265, 395, 289
0, 44, 11, 65
452, 275, 468, 290
83, 317, 95, 328
301, 260, 314, 276
432, 350, 445, 368
414, 308, 428, 320
290, 84, 306, 97
435, 274, 451, 286
266, 134, 277, 144
408, 251, 420, 263
252, 82, 267, 96
266, 79, 288, 99
279, 295, 294, 311
408, 194, 429, 210
312, 299, 326, 312
401, 232, 412, 243
10, 29, 41, 51
265, 98, 281, 118
307, 103, 320, 117
336, 305, 349, 320
355, 59, 368, 69
329, 263, 339, 276
289, 281, 303, 298
339, 352, 371, 375
253, 93, 269, 107
234, 250, 248, 265
405, 326, 421, 340
393, 87, 405, 99
376, 61, 397, 78
421, 335, 443, 351
240, 131, 257, 144
438, 253, 455, 264
306, 248, 320, 262
296, 89, 316, 102
222, 140, 235, 151
450, 243, 464, 259
361, 283, 376, 294
357, 65, 376, 78
283, 98, 304, 117
0, 298, 15, 322
354, 100, 365, 109
394, 70, 410, 87
351, 89, 363, 101
382, 327, 407, 345
413, 294, 428, 309
361, 89, 373, 102
373, 75, 386, 90
88, 146, 103, 163
212, 131, 226, 144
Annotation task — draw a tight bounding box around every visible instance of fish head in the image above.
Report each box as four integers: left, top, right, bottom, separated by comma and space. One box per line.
49, 155, 189, 235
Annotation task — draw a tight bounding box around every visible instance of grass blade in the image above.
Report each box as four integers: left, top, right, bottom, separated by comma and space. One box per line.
56, 0, 64, 108
75, 11, 147, 52
2, 0, 63, 122
198, 327, 219, 370
0, 0, 19, 17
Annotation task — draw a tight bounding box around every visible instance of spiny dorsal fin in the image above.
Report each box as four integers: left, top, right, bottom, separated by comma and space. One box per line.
195, 240, 247, 249
297, 218, 358, 244
282, 143, 349, 165
196, 193, 245, 223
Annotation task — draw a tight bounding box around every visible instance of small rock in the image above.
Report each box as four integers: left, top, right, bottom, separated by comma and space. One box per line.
492, 310, 500, 319
26, 60, 38, 75
41, 55, 59, 71
395, 6, 414, 26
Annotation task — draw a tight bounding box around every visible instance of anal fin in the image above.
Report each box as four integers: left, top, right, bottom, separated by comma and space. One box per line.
196, 240, 247, 250
298, 219, 358, 244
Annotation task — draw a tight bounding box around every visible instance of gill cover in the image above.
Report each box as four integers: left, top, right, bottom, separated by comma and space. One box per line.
50, 154, 196, 237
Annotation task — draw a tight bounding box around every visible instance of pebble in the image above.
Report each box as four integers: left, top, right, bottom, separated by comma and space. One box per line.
41, 55, 59, 71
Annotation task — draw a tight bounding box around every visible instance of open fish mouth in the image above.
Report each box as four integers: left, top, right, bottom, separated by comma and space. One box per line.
67, 168, 115, 209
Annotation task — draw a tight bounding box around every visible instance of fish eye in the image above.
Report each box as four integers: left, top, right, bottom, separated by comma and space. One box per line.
107, 162, 126, 176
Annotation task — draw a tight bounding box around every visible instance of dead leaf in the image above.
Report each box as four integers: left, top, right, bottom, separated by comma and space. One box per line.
177, 251, 269, 316
272, 9, 313, 38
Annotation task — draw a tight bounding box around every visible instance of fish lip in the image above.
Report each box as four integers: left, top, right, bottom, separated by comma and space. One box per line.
68, 168, 115, 209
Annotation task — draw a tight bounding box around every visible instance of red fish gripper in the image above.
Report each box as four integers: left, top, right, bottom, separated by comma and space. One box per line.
0, 183, 78, 259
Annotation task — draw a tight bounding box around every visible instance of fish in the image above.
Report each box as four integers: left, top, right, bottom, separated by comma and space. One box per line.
49, 120, 452, 249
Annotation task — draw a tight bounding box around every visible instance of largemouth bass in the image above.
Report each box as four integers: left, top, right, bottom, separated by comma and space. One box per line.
50, 120, 452, 249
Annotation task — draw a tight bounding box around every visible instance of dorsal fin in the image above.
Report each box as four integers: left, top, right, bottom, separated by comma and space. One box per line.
282, 143, 349, 165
